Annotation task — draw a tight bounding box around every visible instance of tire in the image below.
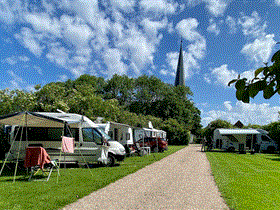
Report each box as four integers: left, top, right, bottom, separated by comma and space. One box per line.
267, 146, 275, 154
103, 154, 115, 167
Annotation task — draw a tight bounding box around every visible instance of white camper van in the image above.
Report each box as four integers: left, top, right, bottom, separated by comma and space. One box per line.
213, 128, 278, 153
96, 121, 133, 146
1, 112, 126, 166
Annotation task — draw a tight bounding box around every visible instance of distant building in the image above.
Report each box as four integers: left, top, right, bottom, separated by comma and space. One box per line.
174, 39, 185, 87
234, 120, 244, 128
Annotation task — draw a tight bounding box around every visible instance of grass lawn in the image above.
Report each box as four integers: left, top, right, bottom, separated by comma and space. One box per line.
206, 151, 280, 210
0, 145, 185, 210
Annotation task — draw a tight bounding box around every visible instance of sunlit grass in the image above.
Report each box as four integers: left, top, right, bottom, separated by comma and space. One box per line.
207, 151, 280, 210
0, 146, 185, 210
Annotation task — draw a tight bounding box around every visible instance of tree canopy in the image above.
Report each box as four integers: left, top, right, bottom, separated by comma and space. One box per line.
0, 74, 202, 146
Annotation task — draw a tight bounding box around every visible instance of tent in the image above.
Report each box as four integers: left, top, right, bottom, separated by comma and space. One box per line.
0, 111, 96, 182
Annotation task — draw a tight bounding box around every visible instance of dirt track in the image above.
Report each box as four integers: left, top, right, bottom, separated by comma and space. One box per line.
63, 144, 228, 209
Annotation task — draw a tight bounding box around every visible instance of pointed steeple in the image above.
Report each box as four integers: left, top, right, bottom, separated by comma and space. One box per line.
174, 39, 185, 86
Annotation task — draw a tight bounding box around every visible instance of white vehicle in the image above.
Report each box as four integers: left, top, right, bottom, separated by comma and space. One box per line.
213, 128, 278, 153
96, 121, 133, 147
1, 112, 126, 166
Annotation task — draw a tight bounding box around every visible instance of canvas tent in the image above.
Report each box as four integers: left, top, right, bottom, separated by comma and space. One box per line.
0, 111, 96, 182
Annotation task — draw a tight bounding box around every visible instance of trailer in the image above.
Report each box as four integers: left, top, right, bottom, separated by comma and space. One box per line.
96, 121, 133, 146
213, 128, 278, 153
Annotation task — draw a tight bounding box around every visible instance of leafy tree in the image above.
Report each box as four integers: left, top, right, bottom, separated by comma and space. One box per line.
203, 119, 233, 141
228, 47, 280, 103
262, 122, 280, 146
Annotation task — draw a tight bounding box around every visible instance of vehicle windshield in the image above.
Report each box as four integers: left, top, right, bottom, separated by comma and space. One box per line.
96, 127, 111, 141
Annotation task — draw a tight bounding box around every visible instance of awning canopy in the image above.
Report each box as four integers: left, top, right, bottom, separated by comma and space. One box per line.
218, 129, 267, 135
0, 112, 96, 128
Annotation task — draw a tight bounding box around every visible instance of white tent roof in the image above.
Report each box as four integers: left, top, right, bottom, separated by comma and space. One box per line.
218, 129, 267, 135
0, 112, 97, 128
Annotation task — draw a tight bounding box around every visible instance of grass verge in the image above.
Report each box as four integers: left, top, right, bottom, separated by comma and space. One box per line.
0, 145, 185, 210
206, 151, 280, 210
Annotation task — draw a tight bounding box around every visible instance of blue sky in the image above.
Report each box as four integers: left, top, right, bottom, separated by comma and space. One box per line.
1, 0, 280, 127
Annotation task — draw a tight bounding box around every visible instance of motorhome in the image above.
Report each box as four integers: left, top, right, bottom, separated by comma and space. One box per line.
96, 121, 134, 147
213, 128, 278, 152
1, 112, 126, 166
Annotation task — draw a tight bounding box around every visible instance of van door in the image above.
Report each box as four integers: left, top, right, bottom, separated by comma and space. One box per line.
80, 128, 102, 163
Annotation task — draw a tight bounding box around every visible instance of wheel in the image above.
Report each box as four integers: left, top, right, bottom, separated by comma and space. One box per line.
103, 154, 115, 167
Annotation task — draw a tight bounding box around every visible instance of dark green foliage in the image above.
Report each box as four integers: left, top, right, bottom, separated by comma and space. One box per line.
0, 74, 202, 145
228, 49, 280, 103
263, 122, 280, 146
203, 119, 233, 141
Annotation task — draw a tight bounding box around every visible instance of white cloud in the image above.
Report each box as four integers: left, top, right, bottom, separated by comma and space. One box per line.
24, 13, 61, 37
7, 70, 23, 89
14, 27, 44, 56
110, 0, 136, 12
241, 34, 276, 64
225, 16, 237, 33
141, 18, 168, 39
207, 19, 220, 35
238, 11, 266, 38
186, 0, 228, 17
224, 101, 232, 111
140, 0, 178, 14
103, 48, 127, 77
4, 55, 30, 65
275, 0, 280, 6
201, 101, 280, 127
211, 64, 255, 87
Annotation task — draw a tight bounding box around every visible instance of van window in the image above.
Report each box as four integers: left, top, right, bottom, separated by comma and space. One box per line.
261, 135, 271, 142
83, 128, 103, 144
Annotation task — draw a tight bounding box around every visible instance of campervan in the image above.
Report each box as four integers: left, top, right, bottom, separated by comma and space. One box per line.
213, 128, 278, 152
2, 112, 126, 166
96, 121, 133, 147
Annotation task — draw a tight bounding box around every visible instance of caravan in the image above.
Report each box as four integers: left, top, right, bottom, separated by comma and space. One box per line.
213, 128, 278, 153
96, 121, 133, 147
2, 112, 126, 166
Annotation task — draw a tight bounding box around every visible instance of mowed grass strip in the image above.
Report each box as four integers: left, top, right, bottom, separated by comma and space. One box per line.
0, 145, 185, 210
206, 151, 280, 210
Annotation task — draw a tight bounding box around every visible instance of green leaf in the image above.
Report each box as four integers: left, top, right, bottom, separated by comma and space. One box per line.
254, 67, 264, 77
242, 90, 250, 103
248, 84, 259, 98
263, 85, 274, 99
235, 80, 246, 90
236, 89, 245, 101
228, 79, 237, 86
271, 50, 280, 63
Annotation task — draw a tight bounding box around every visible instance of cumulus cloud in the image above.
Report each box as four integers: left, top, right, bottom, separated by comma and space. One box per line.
211, 64, 255, 87
201, 101, 280, 127
241, 34, 276, 63
186, 0, 229, 17
238, 11, 267, 38
4, 55, 30, 65
140, 0, 178, 14
207, 19, 220, 35
7, 70, 23, 89
225, 16, 237, 33
275, 0, 280, 6
164, 18, 206, 79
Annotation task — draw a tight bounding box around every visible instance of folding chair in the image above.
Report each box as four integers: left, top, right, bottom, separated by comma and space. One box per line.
24, 147, 59, 182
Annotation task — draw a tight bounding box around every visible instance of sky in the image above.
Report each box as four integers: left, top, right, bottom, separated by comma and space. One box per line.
0, 0, 280, 127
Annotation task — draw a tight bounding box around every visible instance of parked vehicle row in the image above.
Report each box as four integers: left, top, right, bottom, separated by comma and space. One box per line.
1, 111, 167, 167
213, 128, 278, 153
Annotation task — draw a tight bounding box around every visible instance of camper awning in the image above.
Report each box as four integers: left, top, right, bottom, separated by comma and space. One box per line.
0, 112, 87, 128
218, 129, 266, 135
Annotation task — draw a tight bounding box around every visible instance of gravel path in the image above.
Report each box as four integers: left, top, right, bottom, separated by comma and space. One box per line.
63, 144, 228, 210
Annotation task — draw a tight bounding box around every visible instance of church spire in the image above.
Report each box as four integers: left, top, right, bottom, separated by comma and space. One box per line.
174, 38, 185, 86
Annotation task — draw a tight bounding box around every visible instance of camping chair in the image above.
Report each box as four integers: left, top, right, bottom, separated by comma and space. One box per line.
24, 147, 59, 182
